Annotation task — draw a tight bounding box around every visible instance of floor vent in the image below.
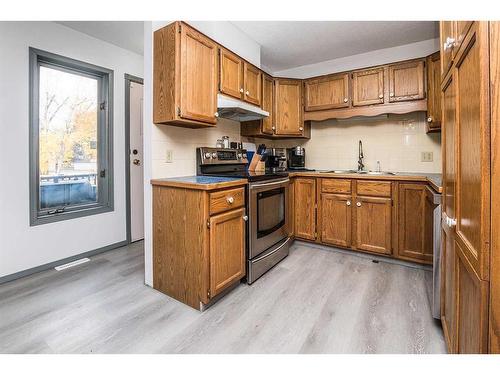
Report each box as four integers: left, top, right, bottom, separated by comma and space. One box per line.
54, 258, 90, 271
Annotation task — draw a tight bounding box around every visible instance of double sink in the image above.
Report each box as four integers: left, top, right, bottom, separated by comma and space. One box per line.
319, 170, 397, 176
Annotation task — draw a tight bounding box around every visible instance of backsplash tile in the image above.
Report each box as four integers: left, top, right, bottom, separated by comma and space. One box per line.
151, 112, 441, 179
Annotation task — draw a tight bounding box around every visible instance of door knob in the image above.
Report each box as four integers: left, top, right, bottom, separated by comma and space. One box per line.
379, 94, 383, 99
346, 201, 351, 206
226, 196, 235, 204
214, 112, 219, 118
239, 88, 244, 93
356, 202, 361, 207
427, 116, 433, 123
133, 159, 141, 166
242, 215, 248, 221
246, 90, 250, 96
299, 127, 304, 131
343, 98, 348, 103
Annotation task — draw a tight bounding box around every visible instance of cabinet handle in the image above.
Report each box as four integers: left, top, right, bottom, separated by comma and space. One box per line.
246, 90, 250, 96
444, 37, 456, 52
239, 88, 244, 93
242, 215, 248, 221
299, 127, 304, 131
356, 202, 361, 207
427, 116, 433, 123
343, 98, 348, 103
214, 112, 219, 118
346, 200, 351, 206
226, 196, 234, 204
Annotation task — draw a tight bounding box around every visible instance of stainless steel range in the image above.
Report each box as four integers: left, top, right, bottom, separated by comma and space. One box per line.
197, 147, 291, 284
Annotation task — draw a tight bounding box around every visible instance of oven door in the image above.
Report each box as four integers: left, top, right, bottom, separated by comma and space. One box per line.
249, 178, 290, 259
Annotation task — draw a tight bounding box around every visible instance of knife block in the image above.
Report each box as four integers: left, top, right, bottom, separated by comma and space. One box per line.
248, 153, 265, 172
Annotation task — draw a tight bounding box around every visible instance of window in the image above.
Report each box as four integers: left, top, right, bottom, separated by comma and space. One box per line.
29, 48, 114, 225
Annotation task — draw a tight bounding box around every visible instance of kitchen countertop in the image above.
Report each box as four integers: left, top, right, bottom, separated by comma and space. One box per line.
151, 176, 248, 191
288, 170, 442, 193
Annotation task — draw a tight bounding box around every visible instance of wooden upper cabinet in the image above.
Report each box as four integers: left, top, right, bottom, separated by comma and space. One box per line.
355, 195, 392, 255
426, 53, 442, 131
440, 21, 455, 79
320, 193, 352, 248
294, 178, 316, 240
304, 73, 350, 111
153, 22, 218, 127
388, 60, 425, 102
209, 207, 246, 298
243, 62, 262, 106
261, 74, 274, 134
454, 22, 490, 280
352, 67, 384, 106
179, 24, 218, 125
274, 78, 304, 135
219, 48, 243, 100
397, 183, 434, 264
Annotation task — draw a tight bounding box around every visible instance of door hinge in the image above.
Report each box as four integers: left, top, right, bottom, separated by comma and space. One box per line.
206, 219, 210, 228
177, 107, 181, 116
100, 101, 106, 110
99, 169, 106, 178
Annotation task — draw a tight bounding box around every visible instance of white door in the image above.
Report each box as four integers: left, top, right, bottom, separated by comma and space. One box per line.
129, 81, 144, 242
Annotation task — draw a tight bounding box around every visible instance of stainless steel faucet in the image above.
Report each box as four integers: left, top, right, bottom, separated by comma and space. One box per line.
358, 140, 365, 171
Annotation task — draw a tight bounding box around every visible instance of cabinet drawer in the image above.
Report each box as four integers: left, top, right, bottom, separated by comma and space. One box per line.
209, 187, 245, 215
356, 180, 391, 197
321, 178, 351, 194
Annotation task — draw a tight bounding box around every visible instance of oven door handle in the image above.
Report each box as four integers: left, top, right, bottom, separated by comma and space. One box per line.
252, 237, 291, 262
250, 178, 290, 189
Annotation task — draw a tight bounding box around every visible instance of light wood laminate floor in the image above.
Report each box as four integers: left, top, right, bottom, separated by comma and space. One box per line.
0, 241, 446, 353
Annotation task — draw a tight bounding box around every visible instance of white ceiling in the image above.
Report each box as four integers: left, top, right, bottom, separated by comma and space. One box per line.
231, 21, 439, 72
57, 21, 144, 55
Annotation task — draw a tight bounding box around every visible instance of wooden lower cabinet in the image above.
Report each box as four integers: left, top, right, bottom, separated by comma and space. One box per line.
441, 228, 457, 352
209, 208, 246, 297
152, 183, 246, 310
355, 196, 392, 255
320, 193, 352, 247
456, 242, 489, 353
397, 183, 434, 264
294, 177, 316, 240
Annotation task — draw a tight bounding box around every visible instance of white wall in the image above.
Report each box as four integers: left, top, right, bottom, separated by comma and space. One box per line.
273, 38, 439, 78
0, 22, 143, 278
270, 112, 442, 173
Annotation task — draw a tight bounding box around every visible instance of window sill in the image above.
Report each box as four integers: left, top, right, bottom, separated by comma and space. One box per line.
30, 204, 114, 226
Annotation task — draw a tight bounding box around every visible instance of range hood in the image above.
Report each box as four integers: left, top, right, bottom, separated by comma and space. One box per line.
217, 94, 269, 122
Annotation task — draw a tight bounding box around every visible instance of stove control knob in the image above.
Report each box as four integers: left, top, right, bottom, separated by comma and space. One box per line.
242, 153, 247, 159
237, 153, 242, 159
211, 152, 217, 159
204, 152, 212, 159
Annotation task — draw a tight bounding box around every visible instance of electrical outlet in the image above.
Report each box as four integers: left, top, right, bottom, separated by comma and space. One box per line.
166, 150, 173, 163
421, 151, 433, 162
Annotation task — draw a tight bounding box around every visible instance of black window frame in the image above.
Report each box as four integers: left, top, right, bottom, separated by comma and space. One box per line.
29, 47, 114, 226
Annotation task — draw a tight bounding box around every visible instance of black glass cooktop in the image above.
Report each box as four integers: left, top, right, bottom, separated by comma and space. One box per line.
200, 170, 289, 183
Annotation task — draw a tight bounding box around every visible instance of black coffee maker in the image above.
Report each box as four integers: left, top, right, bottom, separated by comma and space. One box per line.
287, 146, 307, 170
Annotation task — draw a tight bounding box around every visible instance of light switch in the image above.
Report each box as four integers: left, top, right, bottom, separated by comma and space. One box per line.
421, 151, 433, 162
166, 150, 173, 163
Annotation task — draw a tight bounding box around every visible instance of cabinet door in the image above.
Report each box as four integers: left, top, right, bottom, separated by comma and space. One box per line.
261, 74, 274, 134
355, 196, 392, 254
456, 242, 489, 353
426, 53, 442, 131
320, 193, 352, 247
219, 48, 243, 100
454, 22, 490, 279
275, 79, 304, 135
388, 60, 425, 102
441, 229, 457, 353
294, 178, 316, 240
243, 62, 262, 106
442, 73, 456, 225
304, 73, 350, 111
209, 208, 246, 297
352, 68, 384, 106
180, 25, 218, 124
397, 183, 434, 263
440, 21, 455, 79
